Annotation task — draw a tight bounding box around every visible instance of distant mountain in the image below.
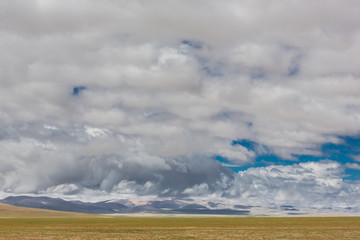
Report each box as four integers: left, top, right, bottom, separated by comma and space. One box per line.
1, 196, 127, 214
0, 196, 251, 215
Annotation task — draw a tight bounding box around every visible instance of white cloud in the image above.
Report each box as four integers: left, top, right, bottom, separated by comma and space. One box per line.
352, 155, 360, 162
345, 163, 360, 170
228, 161, 360, 208
1, 0, 360, 207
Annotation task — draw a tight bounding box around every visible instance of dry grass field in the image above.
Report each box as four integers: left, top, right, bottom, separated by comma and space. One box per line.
1, 203, 360, 239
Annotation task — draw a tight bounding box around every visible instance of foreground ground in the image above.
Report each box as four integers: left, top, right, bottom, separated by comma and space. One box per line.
1, 204, 360, 239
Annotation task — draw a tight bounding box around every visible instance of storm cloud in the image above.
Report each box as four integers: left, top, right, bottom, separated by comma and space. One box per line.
1, 0, 360, 208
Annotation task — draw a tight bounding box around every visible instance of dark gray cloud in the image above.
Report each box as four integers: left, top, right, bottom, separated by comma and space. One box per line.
1, 0, 360, 208
0, 124, 233, 199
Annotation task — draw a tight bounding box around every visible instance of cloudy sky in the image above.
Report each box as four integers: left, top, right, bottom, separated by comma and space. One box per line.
1, 0, 360, 208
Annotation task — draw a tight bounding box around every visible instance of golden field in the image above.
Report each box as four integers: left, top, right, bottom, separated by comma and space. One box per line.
0, 203, 360, 239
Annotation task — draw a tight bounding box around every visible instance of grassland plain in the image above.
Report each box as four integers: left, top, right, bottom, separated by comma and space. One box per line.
1, 204, 360, 239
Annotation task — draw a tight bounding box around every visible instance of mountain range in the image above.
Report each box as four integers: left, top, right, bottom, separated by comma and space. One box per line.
0, 196, 252, 215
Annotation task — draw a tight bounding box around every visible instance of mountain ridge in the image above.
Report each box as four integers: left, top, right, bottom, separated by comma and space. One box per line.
0, 196, 251, 215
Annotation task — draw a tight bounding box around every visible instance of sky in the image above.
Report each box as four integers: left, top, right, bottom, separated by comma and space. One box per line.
1, 0, 360, 208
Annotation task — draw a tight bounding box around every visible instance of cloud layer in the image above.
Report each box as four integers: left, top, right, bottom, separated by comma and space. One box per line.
1, 0, 360, 208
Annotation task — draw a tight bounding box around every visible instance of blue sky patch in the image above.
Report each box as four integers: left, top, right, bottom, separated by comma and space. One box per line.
73, 86, 87, 96
217, 135, 360, 180
232, 139, 258, 151
321, 136, 360, 160
181, 39, 203, 49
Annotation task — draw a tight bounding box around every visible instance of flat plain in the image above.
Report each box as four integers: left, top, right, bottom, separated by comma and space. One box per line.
1, 203, 360, 239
